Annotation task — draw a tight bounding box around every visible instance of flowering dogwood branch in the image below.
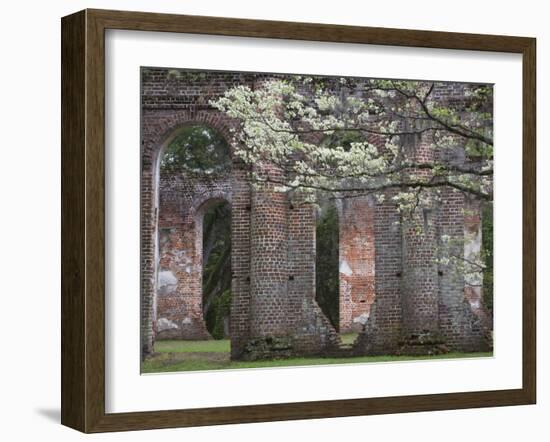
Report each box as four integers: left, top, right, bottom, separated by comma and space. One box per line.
211, 77, 493, 208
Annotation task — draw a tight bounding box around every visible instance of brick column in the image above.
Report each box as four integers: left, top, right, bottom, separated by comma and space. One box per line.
437, 192, 492, 351
399, 130, 442, 353
245, 165, 292, 359
287, 201, 316, 331
401, 205, 439, 337
140, 158, 156, 358
250, 176, 289, 336
230, 166, 252, 359
355, 195, 402, 355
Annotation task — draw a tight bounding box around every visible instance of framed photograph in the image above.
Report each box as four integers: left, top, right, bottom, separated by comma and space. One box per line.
61, 9, 536, 433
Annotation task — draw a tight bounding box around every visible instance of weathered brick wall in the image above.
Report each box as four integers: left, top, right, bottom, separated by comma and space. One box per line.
141, 69, 339, 359
356, 192, 403, 354
463, 198, 493, 328
433, 83, 492, 352
140, 68, 247, 355
357, 84, 492, 355
242, 167, 341, 360
229, 167, 252, 358
289, 197, 341, 356
156, 170, 231, 340
338, 196, 376, 333
141, 69, 493, 360
436, 193, 491, 351
249, 167, 291, 336
400, 131, 441, 352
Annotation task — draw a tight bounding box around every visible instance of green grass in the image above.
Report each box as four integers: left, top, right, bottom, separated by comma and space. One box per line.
340, 333, 359, 345
155, 339, 230, 353
142, 339, 492, 374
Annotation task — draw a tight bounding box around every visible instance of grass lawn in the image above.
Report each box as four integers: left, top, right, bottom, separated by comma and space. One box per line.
340, 333, 359, 345
154, 339, 230, 353
142, 338, 492, 374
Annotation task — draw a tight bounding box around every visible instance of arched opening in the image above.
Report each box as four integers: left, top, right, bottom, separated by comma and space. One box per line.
154, 124, 232, 347
200, 200, 232, 340
315, 199, 340, 332
315, 130, 375, 345
160, 125, 231, 176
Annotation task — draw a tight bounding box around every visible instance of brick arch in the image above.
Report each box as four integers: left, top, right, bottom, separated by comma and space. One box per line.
145, 111, 237, 170
312, 194, 376, 336
141, 111, 238, 356
192, 196, 233, 327
192, 195, 233, 269
313, 199, 341, 330
191, 193, 232, 217
140, 71, 351, 360
311, 134, 377, 334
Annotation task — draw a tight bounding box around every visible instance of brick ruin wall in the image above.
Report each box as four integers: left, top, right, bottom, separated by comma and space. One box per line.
141, 69, 492, 360
141, 70, 339, 359
338, 197, 376, 333
357, 90, 493, 355
156, 171, 231, 340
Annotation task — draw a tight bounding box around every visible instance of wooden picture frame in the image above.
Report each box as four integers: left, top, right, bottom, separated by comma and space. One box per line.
61, 8, 536, 433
